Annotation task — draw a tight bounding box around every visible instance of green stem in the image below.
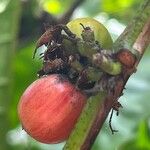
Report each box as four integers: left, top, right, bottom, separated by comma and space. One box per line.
0, 1, 21, 149
63, 92, 106, 150
63, 1, 150, 150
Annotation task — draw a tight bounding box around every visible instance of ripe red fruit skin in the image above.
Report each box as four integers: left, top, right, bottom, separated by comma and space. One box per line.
18, 74, 86, 144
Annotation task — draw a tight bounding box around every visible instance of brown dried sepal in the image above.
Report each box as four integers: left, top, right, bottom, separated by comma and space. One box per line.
43, 58, 67, 74
116, 49, 136, 68
37, 26, 62, 49
33, 26, 62, 58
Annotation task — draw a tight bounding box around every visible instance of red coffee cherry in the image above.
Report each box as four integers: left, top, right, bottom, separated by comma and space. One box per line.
18, 74, 86, 143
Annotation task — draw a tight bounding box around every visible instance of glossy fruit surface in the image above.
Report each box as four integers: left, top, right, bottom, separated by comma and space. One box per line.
67, 17, 113, 49
18, 74, 86, 143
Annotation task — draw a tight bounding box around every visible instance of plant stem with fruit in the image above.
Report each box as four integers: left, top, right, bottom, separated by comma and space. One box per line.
63, 1, 150, 150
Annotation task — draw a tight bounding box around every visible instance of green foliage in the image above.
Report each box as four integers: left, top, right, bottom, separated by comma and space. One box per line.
101, 0, 141, 23
10, 43, 41, 128
82, 0, 101, 16
119, 120, 150, 150
0, 0, 21, 149
40, 0, 72, 15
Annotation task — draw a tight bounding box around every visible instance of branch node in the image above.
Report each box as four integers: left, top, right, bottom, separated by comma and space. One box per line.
116, 49, 136, 68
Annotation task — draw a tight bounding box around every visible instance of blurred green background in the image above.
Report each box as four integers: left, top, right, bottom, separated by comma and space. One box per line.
0, 0, 150, 150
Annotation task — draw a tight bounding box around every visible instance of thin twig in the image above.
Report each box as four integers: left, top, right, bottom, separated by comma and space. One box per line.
58, 0, 86, 24
109, 109, 118, 134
